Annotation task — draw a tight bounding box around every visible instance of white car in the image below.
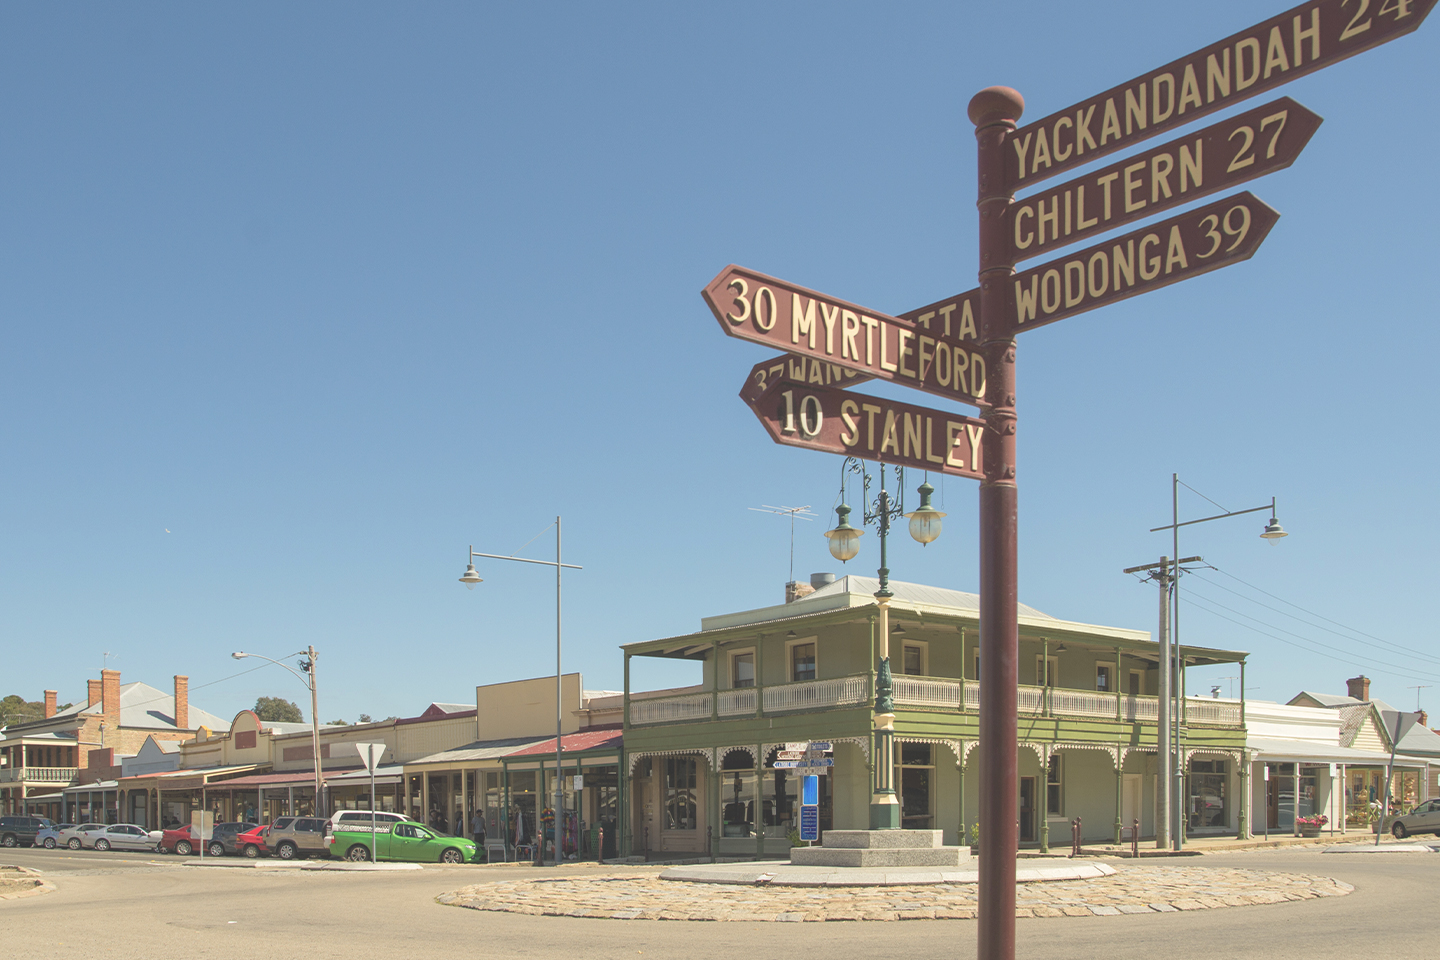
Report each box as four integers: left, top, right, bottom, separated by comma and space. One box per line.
81, 823, 164, 852
58, 823, 106, 850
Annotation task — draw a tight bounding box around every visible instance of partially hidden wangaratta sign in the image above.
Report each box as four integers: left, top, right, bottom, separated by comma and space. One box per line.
1003, 97, 1320, 262
1006, 0, 1436, 190
705, 265, 986, 407
742, 374, 986, 480
1004, 191, 1280, 334
740, 354, 871, 406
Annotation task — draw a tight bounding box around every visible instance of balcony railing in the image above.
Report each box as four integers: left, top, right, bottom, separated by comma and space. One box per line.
0, 766, 79, 784
627, 676, 1241, 728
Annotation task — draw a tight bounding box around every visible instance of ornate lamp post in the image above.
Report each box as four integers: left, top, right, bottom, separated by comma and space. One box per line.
825, 458, 944, 829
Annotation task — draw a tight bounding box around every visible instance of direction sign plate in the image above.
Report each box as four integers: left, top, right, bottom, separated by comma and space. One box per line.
1006, 0, 1436, 190
800, 805, 819, 842
1004, 191, 1279, 334
1003, 98, 1320, 262
743, 376, 986, 480
705, 266, 986, 407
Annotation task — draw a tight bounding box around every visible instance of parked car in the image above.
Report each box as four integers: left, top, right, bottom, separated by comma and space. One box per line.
326, 810, 414, 833
33, 823, 74, 849
0, 816, 54, 848
263, 816, 329, 860
82, 823, 163, 852
205, 821, 260, 857
236, 824, 269, 858
58, 823, 106, 850
159, 824, 200, 855
327, 820, 478, 864
1391, 798, 1440, 839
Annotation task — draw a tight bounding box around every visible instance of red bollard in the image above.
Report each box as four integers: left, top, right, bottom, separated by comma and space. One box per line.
1131, 818, 1140, 859
1070, 817, 1082, 857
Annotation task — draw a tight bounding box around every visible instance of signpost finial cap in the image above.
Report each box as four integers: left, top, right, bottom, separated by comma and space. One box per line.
968, 86, 1024, 128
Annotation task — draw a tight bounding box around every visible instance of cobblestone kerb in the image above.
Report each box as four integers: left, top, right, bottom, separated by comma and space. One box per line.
439, 865, 1353, 921
0, 865, 55, 901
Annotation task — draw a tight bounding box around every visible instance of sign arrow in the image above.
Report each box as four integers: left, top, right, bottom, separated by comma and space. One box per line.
1007, 0, 1435, 190
742, 375, 986, 481
1004, 191, 1280, 335
1004, 98, 1320, 263
705, 265, 986, 408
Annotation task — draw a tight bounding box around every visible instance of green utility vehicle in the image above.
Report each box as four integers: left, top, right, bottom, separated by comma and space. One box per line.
326, 820, 478, 864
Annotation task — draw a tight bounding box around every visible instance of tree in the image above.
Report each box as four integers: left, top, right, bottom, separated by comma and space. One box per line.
357, 714, 372, 724
327, 718, 350, 726
0, 695, 45, 727
254, 696, 303, 723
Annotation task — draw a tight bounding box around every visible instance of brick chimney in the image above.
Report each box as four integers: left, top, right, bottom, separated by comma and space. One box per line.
1418, 709, 1428, 728
87, 679, 102, 707
100, 669, 121, 727
173, 675, 189, 730
44, 690, 57, 719
785, 581, 815, 604
1346, 675, 1371, 701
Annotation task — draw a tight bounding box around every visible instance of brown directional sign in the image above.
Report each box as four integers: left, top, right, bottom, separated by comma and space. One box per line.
740, 354, 871, 406
1004, 191, 1279, 334
742, 375, 986, 480
1004, 98, 1320, 263
704, 265, 986, 407
1007, 0, 1436, 190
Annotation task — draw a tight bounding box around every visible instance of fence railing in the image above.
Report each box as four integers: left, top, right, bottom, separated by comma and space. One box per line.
717, 688, 757, 717
0, 766, 78, 784
628, 693, 713, 725
1184, 697, 1242, 726
893, 676, 962, 708
763, 675, 870, 713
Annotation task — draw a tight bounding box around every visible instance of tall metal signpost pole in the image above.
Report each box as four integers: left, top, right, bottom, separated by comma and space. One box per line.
971, 87, 1024, 959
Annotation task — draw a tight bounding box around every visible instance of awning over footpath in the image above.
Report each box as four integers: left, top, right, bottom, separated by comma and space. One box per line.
117, 765, 265, 791
327, 764, 405, 787
407, 736, 551, 767
1249, 738, 1434, 766
504, 730, 623, 760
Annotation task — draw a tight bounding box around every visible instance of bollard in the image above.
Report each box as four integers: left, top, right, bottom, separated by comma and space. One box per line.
1070, 817, 1082, 858
597, 825, 604, 865
1131, 818, 1140, 859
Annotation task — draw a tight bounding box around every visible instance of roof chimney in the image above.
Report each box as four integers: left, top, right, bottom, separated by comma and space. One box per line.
785, 580, 815, 604
44, 690, 57, 719
1417, 709, 1428, 728
174, 675, 189, 730
87, 679, 102, 707
1346, 675, 1371, 702
101, 669, 121, 727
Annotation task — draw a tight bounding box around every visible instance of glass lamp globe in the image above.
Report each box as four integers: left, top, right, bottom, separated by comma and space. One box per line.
904, 482, 946, 545
459, 563, 484, 589
824, 503, 863, 563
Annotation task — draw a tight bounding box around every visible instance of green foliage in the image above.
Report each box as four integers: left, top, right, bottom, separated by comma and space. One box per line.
253, 696, 303, 723
969, 822, 980, 847
357, 714, 372, 724
327, 718, 350, 726
0, 695, 45, 726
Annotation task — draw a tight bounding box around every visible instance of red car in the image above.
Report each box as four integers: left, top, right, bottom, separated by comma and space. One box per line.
236, 825, 268, 858
159, 824, 200, 855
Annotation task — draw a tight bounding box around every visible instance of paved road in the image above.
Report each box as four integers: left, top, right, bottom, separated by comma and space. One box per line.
2, 847, 1435, 959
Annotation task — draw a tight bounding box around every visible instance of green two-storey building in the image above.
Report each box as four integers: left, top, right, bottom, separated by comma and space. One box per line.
621, 574, 1249, 859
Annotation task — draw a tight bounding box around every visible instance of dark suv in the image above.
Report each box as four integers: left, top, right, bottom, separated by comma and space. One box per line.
0, 816, 54, 848
205, 821, 260, 857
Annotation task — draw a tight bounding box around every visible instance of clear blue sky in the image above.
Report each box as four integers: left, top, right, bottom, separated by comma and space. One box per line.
3, 2, 1437, 725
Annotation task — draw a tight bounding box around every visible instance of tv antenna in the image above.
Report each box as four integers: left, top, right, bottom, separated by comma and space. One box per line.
749, 504, 817, 584
1406, 685, 1432, 711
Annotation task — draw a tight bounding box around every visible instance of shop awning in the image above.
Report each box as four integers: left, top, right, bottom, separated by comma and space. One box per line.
327, 764, 405, 787
1249, 738, 1432, 766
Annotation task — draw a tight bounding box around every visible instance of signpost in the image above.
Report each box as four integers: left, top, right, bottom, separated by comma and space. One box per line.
743, 375, 987, 480
702, 3, 1433, 958
799, 776, 820, 843
356, 742, 386, 865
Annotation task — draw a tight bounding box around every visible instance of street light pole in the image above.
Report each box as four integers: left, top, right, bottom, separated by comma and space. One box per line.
1144, 474, 1287, 850
230, 648, 324, 817
459, 518, 582, 866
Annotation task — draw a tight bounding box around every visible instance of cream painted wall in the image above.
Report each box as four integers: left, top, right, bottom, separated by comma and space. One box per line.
476, 673, 581, 740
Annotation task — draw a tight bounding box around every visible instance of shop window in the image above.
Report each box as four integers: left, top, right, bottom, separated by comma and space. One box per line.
663, 758, 697, 831
1046, 754, 1063, 816
730, 650, 755, 688
897, 743, 934, 829
789, 641, 816, 682
1189, 758, 1229, 829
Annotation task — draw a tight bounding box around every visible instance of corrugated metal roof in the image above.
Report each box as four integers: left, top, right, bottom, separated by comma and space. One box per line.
407, 736, 550, 765
808, 575, 1056, 620
505, 731, 623, 757
1248, 737, 1409, 763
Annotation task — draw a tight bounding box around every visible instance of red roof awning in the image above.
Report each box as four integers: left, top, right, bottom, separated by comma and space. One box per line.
505, 731, 623, 757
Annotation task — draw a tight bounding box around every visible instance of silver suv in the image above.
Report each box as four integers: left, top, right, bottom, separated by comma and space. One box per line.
262, 816, 329, 860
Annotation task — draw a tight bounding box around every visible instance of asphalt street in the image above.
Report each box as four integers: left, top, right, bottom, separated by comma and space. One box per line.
2, 847, 1435, 960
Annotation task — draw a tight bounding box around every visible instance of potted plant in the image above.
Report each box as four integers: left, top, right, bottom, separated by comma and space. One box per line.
969, 822, 980, 855
1296, 814, 1327, 838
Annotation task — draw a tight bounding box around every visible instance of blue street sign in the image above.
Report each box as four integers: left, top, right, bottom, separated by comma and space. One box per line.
802, 775, 819, 806
800, 805, 819, 842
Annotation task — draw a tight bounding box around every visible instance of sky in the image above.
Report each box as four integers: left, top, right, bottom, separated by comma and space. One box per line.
2, 2, 1438, 726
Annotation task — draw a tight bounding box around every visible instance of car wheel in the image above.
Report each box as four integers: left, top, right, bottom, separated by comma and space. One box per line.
95, 839, 111, 851
346, 844, 370, 862
440, 847, 464, 865
1392, 822, 1408, 839
277, 841, 298, 860
68, 838, 82, 850
176, 840, 193, 856
208, 842, 225, 857
1, 835, 16, 848
43, 838, 56, 849
243, 844, 260, 858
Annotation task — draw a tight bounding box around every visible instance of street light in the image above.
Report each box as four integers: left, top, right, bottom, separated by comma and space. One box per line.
458, 518, 582, 866
823, 458, 942, 830
1144, 473, 1288, 851
231, 647, 324, 817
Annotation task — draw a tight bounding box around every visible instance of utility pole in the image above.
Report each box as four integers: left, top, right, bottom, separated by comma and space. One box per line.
1123, 555, 1200, 849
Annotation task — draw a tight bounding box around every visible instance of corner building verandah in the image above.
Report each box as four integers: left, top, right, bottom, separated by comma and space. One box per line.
621, 575, 1250, 856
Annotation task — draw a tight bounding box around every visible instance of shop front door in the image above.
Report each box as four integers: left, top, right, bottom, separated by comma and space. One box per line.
1019, 777, 1036, 843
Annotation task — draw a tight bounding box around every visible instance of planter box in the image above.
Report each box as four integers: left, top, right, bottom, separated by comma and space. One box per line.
1299, 825, 1322, 838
